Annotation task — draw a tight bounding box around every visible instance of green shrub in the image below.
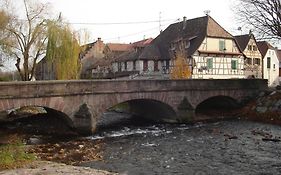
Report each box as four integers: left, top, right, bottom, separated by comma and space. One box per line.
0, 140, 35, 170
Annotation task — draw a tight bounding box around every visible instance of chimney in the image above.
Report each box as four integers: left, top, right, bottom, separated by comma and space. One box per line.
97, 37, 103, 44
183, 16, 187, 30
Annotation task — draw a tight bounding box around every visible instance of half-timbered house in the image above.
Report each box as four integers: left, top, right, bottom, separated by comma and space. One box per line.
235, 33, 262, 78
139, 15, 245, 79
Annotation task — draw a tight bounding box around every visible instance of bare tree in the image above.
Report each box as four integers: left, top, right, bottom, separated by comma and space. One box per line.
0, 0, 50, 81
234, 0, 281, 40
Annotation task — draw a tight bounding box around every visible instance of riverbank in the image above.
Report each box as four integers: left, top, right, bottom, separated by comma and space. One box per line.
240, 89, 281, 125
0, 132, 116, 174
0, 161, 117, 175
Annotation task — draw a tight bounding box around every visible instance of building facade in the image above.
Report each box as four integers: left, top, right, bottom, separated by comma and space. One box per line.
111, 16, 245, 79
235, 34, 262, 78
80, 38, 132, 79
257, 41, 279, 87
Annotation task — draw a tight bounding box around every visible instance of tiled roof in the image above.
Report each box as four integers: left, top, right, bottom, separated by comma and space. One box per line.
132, 38, 153, 47
106, 43, 132, 52
139, 44, 161, 60
140, 15, 234, 60
234, 34, 251, 51
257, 41, 276, 58
114, 38, 155, 62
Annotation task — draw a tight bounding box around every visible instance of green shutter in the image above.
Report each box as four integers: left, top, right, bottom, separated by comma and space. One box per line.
219, 40, 225, 51
207, 58, 213, 69
231, 60, 237, 70
267, 57, 271, 68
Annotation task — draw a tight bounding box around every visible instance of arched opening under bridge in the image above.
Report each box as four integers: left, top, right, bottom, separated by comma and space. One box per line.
96, 99, 177, 130
195, 96, 241, 118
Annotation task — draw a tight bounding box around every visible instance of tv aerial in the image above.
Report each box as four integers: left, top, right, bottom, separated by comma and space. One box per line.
204, 10, 211, 16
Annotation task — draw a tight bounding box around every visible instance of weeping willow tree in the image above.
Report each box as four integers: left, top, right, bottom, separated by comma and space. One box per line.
170, 52, 191, 79
46, 21, 81, 80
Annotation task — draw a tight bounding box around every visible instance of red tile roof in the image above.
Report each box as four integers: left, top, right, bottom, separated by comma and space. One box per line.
132, 38, 153, 47
106, 43, 132, 52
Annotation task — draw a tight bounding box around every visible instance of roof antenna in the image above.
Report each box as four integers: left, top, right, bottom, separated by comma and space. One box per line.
238, 27, 242, 35
159, 11, 162, 34
204, 10, 211, 16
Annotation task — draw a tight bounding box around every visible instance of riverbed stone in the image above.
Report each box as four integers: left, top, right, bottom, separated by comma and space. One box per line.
256, 107, 268, 113
275, 99, 281, 107
258, 91, 265, 97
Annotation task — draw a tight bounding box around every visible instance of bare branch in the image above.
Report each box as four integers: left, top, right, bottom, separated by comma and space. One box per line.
234, 0, 281, 40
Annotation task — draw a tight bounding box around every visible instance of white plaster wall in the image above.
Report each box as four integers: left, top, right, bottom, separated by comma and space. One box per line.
263, 49, 280, 87
136, 60, 143, 73
127, 61, 134, 71
148, 61, 154, 72
112, 62, 118, 72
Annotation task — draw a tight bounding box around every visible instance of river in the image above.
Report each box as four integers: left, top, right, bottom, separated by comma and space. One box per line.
80, 118, 281, 175
2, 112, 281, 175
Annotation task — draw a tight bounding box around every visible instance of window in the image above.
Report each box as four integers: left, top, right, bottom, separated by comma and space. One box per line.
231, 60, 238, 70
253, 45, 257, 51
254, 58, 260, 65
219, 40, 225, 51
246, 57, 252, 65
273, 64, 276, 69
185, 40, 190, 49
133, 61, 136, 70
166, 60, 170, 70
124, 62, 127, 70
207, 58, 213, 69
267, 57, 271, 69
143, 60, 148, 71
118, 62, 122, 72
154, 61, 159, 71
248, 45, 252, 51
170, 43, 175, 50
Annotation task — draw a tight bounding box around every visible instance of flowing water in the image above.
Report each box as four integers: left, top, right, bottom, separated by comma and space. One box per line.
2, 112, 281, 175
80, 118, 281, 175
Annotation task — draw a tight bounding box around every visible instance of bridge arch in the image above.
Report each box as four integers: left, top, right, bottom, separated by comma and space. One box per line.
0, 97, 75, 133
195, 95, 240, 116
2, 105, 75, 135
107, 99, 177, 123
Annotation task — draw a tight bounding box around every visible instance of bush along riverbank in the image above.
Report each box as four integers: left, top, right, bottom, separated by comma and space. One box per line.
241, 89, 281, 126
0, 133, 117, 175
0, 134, 35, 171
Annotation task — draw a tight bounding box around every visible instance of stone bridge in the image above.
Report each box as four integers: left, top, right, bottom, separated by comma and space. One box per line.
0, 79, 267, 134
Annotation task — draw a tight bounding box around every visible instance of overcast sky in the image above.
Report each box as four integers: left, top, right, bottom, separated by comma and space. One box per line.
40, 0, 243, 44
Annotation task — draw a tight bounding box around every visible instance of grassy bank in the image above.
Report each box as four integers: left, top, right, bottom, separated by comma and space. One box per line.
0, 136, 35, 170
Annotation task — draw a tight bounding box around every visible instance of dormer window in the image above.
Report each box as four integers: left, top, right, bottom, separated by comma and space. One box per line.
170, 43, 175, 50
185, 40, 190, 49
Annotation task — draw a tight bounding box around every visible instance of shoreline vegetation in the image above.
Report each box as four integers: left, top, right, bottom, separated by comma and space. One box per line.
0, 136, 35, 170
1, 89, 281, 174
